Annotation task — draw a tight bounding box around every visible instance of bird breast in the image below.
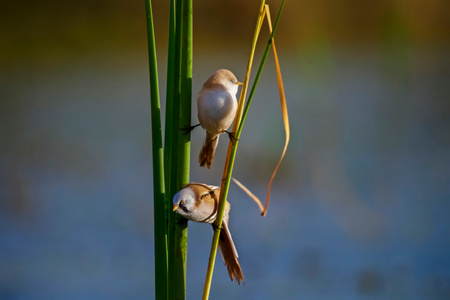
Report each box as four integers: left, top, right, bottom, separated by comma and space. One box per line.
190, 198, 231, 224
198, 89, 237, 134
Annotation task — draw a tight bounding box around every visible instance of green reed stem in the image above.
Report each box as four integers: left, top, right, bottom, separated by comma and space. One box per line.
166, 0, 192, 299
166, 0, 181, 296
144, 0, 168, 299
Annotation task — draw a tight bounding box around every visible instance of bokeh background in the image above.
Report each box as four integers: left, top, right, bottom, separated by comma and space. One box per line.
1, 0, 449, 299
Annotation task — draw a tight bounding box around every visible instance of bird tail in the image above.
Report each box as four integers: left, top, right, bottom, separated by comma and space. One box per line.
216, 222, 245, 285
198, 133, 219, 169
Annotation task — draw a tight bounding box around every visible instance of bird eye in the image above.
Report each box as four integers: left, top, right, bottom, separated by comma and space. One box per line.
180, 200, 185, 206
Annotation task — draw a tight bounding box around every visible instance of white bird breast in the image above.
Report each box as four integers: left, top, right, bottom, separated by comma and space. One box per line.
198, 88, 238, 134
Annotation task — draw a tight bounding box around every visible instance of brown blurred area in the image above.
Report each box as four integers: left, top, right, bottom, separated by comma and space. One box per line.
1, 0, 449, 65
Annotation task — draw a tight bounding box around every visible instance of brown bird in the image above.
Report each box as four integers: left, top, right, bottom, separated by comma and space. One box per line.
172, 183, 244, 284
197, 69, 242, 168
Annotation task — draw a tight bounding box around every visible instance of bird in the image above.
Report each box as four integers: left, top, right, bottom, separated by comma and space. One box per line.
172, 182, 245, 284
197, 69, 242, 169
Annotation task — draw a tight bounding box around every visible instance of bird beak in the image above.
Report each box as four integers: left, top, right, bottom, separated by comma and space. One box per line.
236, 81, 243, 86
173, 205, 179, 212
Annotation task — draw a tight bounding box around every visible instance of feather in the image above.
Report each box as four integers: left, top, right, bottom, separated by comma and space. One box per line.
215, 221, 245, 285
198, 133, 219, 169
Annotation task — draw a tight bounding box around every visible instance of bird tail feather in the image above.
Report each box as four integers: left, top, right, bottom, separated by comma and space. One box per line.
216, 222, 245, 285
198, 133, 219, 169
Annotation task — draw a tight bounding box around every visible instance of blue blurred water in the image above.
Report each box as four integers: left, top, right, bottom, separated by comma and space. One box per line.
0, 48, 449, 299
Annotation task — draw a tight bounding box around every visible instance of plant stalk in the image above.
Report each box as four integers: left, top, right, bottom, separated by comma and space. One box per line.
166, 0, 192, 299
202, 0, 286, 298
144, 1, 168, 299
201, 1, 267, 299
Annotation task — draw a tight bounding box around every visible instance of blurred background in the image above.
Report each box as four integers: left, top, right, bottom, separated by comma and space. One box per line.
1, 0, 449, 299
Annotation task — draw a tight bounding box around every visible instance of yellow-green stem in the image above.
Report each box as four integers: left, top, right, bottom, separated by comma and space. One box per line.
201, 1, 267, 299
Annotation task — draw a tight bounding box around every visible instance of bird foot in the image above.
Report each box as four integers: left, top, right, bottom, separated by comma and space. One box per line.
181, 123, 201, 134
222, 130, 239, 143
212, 223, 224, 231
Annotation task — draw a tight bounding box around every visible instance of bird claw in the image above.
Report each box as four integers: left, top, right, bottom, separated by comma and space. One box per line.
223, 130, 238, 143
181, 124, 201, 134
213, 223, 224, 231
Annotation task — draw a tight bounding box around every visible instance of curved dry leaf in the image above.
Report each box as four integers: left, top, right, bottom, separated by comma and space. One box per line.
232, 177, 264, 214
261, 5, 290, 216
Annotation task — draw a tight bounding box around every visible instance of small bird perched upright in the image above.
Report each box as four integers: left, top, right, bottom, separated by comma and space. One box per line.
197, 69, 242, 168
172, 183, 245, 284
